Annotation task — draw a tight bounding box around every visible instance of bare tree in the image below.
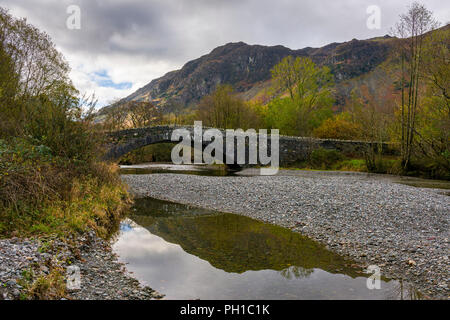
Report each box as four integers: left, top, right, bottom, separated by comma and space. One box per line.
196, 84, 253, 129
127, 101, 162, 128
349, 84, 395, 172
392, 2, 439, 170
104, 100, 129, 132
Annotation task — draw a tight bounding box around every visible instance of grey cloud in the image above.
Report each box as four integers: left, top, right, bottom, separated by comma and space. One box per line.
1, 0, 448, 105
2, 0, 448, 64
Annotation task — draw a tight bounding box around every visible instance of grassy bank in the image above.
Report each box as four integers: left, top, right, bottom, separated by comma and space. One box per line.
0, 139, 130, 239
282, 148, 449, 180
0, 139, 131, 300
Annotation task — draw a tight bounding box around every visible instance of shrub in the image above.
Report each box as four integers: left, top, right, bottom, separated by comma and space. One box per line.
336, 159, 367, 171
313, 113, 362, 140
308, 148, 345, 169
402, 157, 450, 180
0, 139, 130, 238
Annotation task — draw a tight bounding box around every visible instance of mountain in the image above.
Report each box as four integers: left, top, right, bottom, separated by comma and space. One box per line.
100, 34, 396, 114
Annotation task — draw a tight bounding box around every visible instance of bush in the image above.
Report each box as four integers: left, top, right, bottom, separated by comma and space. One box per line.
365, 157, 395, 174
22, 94, 103, 162
402, 157, 450, 180
313, 113, 362, 140
0, 139, 130, 238
308, 148, 345, 169
336, 159, 367, 171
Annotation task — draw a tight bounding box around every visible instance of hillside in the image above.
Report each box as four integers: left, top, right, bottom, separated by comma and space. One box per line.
100, 35, 394, 113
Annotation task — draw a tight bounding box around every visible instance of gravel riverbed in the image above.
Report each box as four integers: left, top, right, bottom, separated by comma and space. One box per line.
122, 171, 449, 299
0, 232, 164, 300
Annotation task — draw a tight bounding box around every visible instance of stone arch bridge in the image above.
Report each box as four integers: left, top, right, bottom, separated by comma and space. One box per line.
104, 125, 392, 167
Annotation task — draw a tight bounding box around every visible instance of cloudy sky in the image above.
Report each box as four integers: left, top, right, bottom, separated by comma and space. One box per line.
1, 0, 448, 107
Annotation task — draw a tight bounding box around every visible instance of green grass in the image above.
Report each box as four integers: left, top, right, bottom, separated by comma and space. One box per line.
332, 159, 367, 171
282, 158, 367, 172
282, 148, 400, 174
283, 148, 369, 172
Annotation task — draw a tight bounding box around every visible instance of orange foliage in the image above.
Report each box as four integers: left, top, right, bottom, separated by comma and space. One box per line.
313, 114, 362, 140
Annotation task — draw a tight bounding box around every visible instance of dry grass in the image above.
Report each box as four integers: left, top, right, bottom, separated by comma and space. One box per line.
0, 140, 131, 239
18, 266, 66, 300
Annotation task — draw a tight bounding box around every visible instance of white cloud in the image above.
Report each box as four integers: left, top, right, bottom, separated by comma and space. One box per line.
64, 51, 180, 106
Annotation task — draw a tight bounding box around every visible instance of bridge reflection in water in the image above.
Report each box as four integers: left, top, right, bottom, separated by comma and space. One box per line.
113, 198, 419, 300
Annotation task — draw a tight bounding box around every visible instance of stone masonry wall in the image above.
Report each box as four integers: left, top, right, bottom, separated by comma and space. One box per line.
105, 126, 397, 166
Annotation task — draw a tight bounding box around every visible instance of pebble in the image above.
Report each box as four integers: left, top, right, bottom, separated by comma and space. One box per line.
0, 232, 164, 300
122, 171, 450, 299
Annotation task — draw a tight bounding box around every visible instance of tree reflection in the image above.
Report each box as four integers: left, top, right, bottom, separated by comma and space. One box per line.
390, 280, 422, 300
279, 266, 314, 280
131, 198, 361, 278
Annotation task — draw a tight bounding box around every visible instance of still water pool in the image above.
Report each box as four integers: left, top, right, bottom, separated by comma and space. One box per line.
113, 198, 418, 300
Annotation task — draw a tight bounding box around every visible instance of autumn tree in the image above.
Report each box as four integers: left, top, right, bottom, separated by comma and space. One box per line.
0, 8, 71, 98
196, 84, 262, 129
414, 26, 450, 175
0, 39, 19, 135
0, 8, 75, 137
164, 99, 185, 125
347, 85, 395, 172
104, 104, 128, 132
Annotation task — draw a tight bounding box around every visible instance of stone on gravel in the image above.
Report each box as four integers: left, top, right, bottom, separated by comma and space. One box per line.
122, 171, 449, 299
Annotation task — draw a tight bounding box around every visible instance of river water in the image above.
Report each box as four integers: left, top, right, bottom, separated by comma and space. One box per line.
113, 163, 421, 300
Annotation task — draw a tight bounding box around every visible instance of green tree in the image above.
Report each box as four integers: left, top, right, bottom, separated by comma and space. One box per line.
267, 56, 334, 136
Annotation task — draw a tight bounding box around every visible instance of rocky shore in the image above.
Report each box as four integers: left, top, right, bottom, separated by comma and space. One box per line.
0, 232, 163, 300
122, 171, 449, 299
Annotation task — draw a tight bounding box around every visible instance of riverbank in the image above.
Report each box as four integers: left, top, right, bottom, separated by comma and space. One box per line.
0, 232, 164, 300
122, 171, 449, 299
0, 139, 166, 300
